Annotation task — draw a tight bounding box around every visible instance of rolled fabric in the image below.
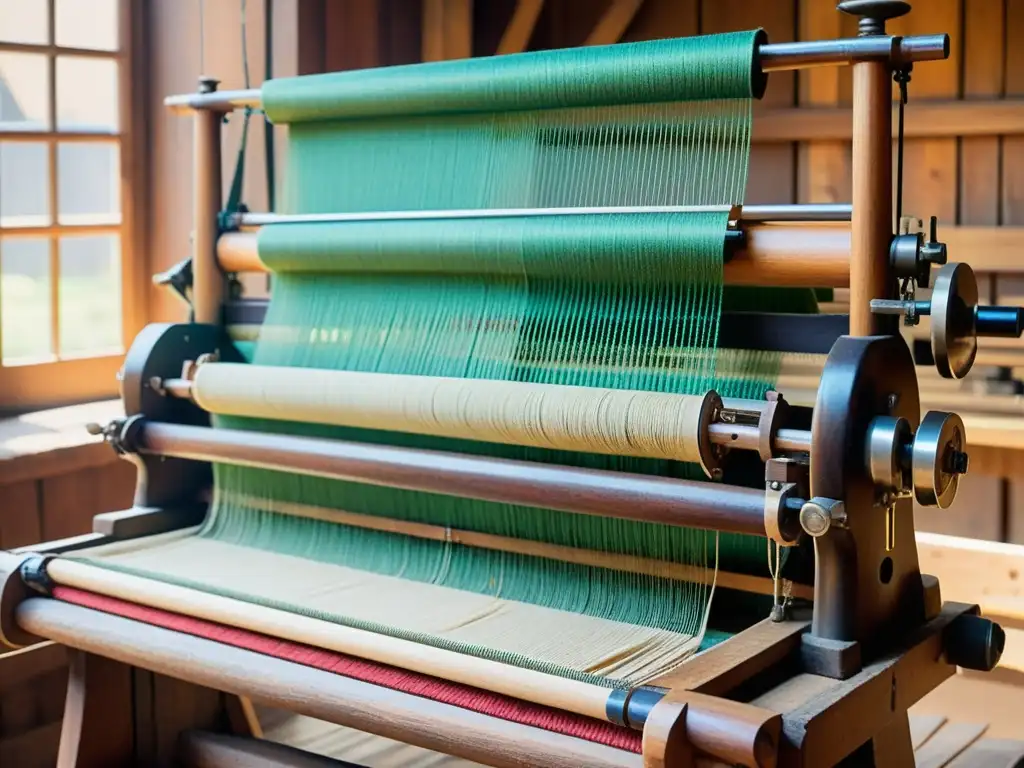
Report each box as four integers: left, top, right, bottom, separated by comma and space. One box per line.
256, 211, 728, 283
191, 363, 715, 466
262, 31, 765, 125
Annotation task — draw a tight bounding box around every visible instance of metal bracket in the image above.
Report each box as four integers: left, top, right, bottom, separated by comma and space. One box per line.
765, 457, 808, 547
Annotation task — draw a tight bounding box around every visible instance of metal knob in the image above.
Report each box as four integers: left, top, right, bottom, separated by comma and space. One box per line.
911, 411, 968, 508
837, 1, 911, 35
799, 497, 847, 537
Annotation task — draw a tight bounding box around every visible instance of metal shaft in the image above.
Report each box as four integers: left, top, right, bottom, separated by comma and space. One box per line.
707, 423, 812, 454
135, 421, 769, 537
236, 204, 852, 229
163, 36, 949, 114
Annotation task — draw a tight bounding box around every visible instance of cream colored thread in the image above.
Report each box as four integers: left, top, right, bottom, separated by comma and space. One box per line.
193, 363, 706, 463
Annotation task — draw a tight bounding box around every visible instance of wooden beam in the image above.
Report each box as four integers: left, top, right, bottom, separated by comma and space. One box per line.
917, 532, 1024, 619
944, 226, 1024, 273
496, 0, 544, 55
422, 0, 472, 62
584, 0, 645, 46
754, 99, 1024, 143
179, 730, 362, 768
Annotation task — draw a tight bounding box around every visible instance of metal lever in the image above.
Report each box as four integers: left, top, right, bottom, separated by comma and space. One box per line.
153, 257, 194, 309
871, 262, 1024, 378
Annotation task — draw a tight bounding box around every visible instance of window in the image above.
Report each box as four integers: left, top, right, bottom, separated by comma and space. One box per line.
0, 0, 137, 411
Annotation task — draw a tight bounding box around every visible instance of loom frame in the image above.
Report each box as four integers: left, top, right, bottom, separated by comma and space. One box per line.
0, 5, 1015, 767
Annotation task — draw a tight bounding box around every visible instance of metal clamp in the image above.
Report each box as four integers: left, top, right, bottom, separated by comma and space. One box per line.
765, 458, 807, 546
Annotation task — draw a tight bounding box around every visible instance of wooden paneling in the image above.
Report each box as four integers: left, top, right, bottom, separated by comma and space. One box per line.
702, 0, 797, 204
0, 645, 69, 768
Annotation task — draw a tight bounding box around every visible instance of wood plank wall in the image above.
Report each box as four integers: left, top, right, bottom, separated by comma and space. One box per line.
0, 455, 133, 766
0, 461, 135, 552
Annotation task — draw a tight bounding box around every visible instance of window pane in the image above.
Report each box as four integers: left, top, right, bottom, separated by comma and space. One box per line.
0, 54, 50, 131
57, 56, 118, 132
55, 0, 118, 51
0, 142, 50, 227
1, 238, 52, 363
58, 142, 120, 225
0, 0, 49, 44
59, 234, 121, 356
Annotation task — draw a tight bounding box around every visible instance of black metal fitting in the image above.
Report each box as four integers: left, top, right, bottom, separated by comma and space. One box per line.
18, 556, 55, 596
945, 613, 1005, 672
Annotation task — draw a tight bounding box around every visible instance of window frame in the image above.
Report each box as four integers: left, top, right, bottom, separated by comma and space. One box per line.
0, 0, 143, 412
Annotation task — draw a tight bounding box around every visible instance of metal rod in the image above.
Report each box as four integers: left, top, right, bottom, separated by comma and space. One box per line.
162, 36, 949, 114
135, 421, 769, 537
707, 424, 812, 454
193, 79, 226, 325
165, 88, 262, 114
759, 35, 948, 71
162, 378, 193, 399
776, 429, 812, 453
236, 204, 851, 229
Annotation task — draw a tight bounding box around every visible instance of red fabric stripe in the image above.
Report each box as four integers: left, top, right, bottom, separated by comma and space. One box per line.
52, 586, 642, 753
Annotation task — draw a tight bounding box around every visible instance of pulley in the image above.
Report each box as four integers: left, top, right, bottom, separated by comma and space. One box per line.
871, 262, 1024, 379
865, 410, 968, 509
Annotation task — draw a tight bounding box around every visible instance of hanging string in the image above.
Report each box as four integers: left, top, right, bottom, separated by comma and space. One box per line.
264, 0, 276, 213
225, 0, 252, 217
767, 538, 784, 622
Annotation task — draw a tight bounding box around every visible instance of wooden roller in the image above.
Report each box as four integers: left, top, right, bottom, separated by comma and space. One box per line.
45, 557, 615, 721
190, 363, 720, 472
218, 224, 853, 288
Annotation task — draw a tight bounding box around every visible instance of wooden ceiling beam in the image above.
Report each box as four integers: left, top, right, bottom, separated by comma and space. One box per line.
584, 0, 645, 47
496, 0, 545, 55
422, 0, 473, 62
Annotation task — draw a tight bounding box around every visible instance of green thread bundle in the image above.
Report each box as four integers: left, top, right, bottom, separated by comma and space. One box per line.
82, 31, 816, 687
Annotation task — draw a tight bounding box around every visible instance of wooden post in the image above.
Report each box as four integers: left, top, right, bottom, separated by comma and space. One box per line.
849, 59, 893, 336
57, 651, 134, 768
192, 78, 225, 326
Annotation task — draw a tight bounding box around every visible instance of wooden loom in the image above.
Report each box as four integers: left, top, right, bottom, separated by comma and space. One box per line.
3, 2, 1024, 766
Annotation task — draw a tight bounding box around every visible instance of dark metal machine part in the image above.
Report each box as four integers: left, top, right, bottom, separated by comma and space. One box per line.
809, 335, 925, 646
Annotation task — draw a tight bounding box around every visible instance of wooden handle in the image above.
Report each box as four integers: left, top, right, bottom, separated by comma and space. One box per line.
643, 691, 781, 768
19, 599, 642, 768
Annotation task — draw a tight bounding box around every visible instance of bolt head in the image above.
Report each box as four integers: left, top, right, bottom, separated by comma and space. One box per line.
800, 502, 830, 537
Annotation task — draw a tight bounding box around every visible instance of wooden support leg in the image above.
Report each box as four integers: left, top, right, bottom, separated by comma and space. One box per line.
57, 651, 134, 768
839, 712, 916, 768
868, 713, 916, 768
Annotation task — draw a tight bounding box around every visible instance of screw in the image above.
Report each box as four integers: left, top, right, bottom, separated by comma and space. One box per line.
770, 481, 782, 491
887, 393, 900, 411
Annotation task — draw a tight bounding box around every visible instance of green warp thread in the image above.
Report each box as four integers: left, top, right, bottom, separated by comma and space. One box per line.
88, 31, 816, 685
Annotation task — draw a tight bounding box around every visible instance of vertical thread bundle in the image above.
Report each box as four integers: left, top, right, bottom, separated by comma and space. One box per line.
82, 31, 816, 687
